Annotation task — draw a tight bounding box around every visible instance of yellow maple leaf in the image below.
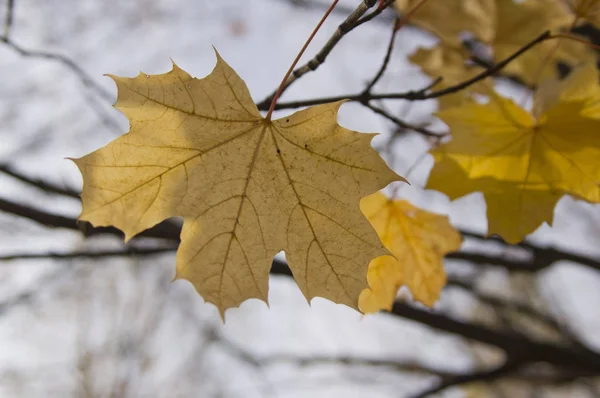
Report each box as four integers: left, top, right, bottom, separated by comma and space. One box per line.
358, 192, 461, 312
73, 51, 403, 317
427, 64, 600, 243
492, 0, 595, 85
395, 0, 496, 45
409, 44, 491, 110
401, 0, 594, 86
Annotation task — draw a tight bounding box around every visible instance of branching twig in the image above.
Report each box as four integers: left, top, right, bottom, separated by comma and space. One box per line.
363, 16, 400, 93
257, 0, 381, 108
268, 31, 551, 110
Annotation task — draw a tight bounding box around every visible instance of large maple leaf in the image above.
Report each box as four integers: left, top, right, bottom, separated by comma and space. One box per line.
427, 64, 600, 243
358, 192, 461, 312
73, 52, 402, 317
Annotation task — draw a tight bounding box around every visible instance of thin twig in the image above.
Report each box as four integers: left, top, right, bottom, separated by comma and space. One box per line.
257, 0, 380, 109
1, 40, 114, 102
0, 196, 180, 240
363, 16, 400, 93
364, 102, 442, 137
267, 0, 340, 119
1, 0, 14, 40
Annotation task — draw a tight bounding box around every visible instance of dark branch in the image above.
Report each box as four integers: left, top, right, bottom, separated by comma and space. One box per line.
0, 196, 180, 241
1, 185, 599, 274
0, 163, 79, 198
0, 247, 176, 261
258, 353, 461, 378
389, 302, 600, 372
447, 250, 600, 273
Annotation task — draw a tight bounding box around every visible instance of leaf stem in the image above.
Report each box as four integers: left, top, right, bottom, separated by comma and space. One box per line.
265, 0, 339, 120
550, 32, 600, 51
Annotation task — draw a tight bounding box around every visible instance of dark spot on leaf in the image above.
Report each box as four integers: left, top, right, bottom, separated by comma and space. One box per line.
277, 149, 281, 154
286, 119, 290, 122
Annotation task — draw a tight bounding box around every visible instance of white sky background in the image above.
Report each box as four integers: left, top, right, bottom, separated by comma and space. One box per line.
0, 0, 599, 397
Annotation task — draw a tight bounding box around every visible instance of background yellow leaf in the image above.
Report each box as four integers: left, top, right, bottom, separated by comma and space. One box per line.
74, 52, 402, 317
358, 255, 403, 314
359, 192, 461, 312
403, 0, 595, 87
566, 0, 600, 26
427, 65, 600, 243
492, 0, 595, 85
409, 44, 491, 110
395, 0, 496, 45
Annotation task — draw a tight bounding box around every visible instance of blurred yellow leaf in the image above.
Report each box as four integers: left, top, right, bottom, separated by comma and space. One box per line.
73, 51, 402, 317
565, 0, 600, 26
359, 192, 461, 312
492, 0, 595, 85
403, 0, 594, 87
409, 44, 491, 109
358, 255, 404, 314
427, 64, 600, 243
394, 0, 496, 45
